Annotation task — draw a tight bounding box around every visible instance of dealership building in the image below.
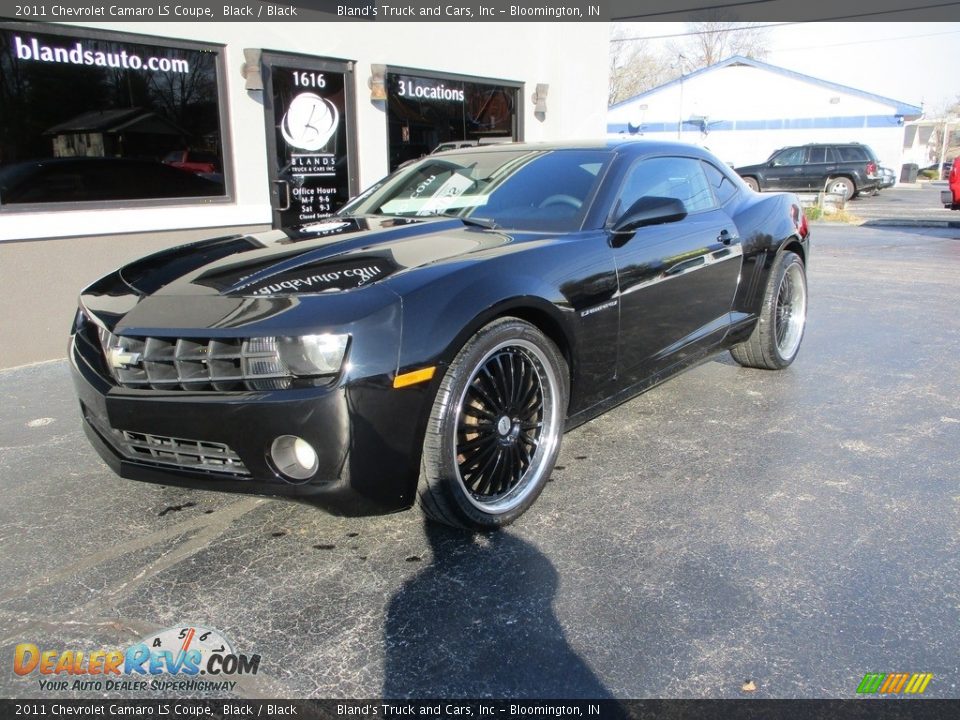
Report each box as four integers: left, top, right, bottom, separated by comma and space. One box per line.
0, 20, 609, 367
607, 55, 923, 173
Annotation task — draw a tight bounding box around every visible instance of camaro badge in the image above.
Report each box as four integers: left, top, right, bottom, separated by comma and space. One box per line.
108, 348, 142, 370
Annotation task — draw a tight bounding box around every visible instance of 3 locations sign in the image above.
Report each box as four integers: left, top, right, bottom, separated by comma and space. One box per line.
393, 74, 466, 102
384, 71, 517, 170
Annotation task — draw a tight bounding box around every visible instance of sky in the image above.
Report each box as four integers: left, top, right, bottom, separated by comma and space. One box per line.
615, 22, 960, 115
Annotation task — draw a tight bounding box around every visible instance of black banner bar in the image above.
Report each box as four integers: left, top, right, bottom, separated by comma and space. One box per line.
2, 700, 960, 720
0, 0, 958, 22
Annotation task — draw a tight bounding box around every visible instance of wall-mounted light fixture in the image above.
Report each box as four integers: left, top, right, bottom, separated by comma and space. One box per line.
532, 83, 549, 119
241, 48, 262, 91
369, 64, 387, 101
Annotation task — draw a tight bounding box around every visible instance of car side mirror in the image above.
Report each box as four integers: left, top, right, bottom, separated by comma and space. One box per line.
610, 196, 687, 244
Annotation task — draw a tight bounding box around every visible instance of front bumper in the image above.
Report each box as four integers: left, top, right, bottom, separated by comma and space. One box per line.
70, 333, 433, 515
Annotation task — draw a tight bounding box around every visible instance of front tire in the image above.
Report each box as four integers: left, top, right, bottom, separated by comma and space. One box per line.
743, 177, 760, 192
417, 318, 568, 530
731, 251, 807, 370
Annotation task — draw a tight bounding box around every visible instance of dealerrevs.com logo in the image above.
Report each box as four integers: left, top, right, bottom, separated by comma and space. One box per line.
14, 626, 260, 693
856, 673, 933, 695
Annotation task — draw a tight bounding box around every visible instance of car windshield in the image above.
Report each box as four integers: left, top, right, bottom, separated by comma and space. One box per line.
339, 148, 611, 232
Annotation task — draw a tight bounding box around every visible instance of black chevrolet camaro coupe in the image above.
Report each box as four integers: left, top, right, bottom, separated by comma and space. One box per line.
71, 140, 809, 529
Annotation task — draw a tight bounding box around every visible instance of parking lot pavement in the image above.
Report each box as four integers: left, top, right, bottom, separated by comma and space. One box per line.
1, 225, 958, 699
848, 182, 958, 225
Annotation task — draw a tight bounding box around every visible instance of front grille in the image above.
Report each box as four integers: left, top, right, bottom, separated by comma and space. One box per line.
119, 431, 250, 476
81, 403, 250, 476
100, 332, 291, 392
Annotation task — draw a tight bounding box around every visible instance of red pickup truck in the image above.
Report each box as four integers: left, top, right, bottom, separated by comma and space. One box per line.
162, 150, 218, 175
943, 161, 959, 210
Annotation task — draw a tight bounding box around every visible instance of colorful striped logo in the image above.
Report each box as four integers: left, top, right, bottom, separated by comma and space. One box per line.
857, 673, 933, 694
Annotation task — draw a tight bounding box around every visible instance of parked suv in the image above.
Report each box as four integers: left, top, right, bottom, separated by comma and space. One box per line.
735, 143, 881, 200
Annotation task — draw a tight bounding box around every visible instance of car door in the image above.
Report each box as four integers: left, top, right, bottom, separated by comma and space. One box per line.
763, 146, 807, 190
797, 146, 836, 190
611, 155, 743, 385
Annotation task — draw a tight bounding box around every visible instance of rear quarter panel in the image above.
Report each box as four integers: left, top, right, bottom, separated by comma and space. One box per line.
728, 190, 807, 319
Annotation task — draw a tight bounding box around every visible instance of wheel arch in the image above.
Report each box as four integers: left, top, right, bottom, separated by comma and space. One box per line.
825, 173, 857, 193
440, 296, 574, 385
780, 237, 806, 266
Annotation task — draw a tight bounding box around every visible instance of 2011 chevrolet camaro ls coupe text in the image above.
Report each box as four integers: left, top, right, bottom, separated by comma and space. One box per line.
71, 140, 810, 529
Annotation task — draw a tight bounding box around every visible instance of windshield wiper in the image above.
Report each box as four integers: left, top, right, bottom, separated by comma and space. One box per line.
438, 211, 498, 230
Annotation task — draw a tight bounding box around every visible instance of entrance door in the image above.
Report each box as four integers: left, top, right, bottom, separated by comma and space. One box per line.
262, 53, 358, 228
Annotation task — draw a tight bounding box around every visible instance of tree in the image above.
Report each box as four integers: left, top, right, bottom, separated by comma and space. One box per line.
669, 19, 769, 74
608, 27, 673, 105
608, 19, 770, 106
928, 95, 960, 172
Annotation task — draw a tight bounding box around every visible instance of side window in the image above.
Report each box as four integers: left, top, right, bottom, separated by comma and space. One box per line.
615, 156, 716, 220
836, 146, 867, 162
808, 147, 828, 163
702, 161, 738, 205
772, 147, 806, 166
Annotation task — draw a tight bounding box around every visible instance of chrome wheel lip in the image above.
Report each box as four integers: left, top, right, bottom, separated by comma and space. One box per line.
452, 338, 561, 515
775, 262, 807, 359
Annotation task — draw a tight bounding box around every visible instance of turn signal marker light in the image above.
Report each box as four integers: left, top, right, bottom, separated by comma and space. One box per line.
393, 366, 436, 389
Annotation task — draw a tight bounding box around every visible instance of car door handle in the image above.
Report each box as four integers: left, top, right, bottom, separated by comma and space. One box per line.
718, 229, 738, 245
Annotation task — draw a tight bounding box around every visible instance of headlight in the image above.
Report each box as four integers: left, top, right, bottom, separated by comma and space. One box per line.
277, 334, 349, 377
94, 330, 350, 391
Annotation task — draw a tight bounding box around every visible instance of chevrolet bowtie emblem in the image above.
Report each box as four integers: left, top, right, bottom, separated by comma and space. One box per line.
107, 348, 143, 370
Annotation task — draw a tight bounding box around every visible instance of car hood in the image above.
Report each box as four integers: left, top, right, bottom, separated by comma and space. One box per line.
112, 216, 523, 298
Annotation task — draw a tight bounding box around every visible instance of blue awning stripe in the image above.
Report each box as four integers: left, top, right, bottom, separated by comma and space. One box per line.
608, 114, 906, 135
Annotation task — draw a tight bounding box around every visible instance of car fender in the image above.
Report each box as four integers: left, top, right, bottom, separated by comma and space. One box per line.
395, 269, 575, 374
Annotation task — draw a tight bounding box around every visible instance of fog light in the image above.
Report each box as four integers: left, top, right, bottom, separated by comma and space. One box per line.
270, 435, 318, 481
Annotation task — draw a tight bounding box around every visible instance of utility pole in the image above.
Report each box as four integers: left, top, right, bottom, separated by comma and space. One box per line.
675, 54, 687, 140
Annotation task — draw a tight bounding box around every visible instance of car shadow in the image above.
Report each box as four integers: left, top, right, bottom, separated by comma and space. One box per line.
382, 518, 625, 703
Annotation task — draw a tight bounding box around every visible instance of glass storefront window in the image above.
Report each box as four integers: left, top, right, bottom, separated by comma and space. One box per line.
0, 25, 228, 208
386, 70, 519, 171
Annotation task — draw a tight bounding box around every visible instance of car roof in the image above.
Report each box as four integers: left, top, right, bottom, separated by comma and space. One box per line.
432, 138, 720, 158
778, 142, 869, 148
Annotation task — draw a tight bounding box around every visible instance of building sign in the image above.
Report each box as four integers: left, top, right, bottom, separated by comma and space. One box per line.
272, 65, 350, 224
393, 74, 465, 103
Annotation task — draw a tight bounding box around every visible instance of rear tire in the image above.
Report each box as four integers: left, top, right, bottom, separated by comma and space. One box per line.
417, 318, 568, 530
731, 252, 807, 370
826, 176, 856, 201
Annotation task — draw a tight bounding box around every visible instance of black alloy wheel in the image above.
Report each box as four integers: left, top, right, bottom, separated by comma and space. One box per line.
418, 318, 567, 530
